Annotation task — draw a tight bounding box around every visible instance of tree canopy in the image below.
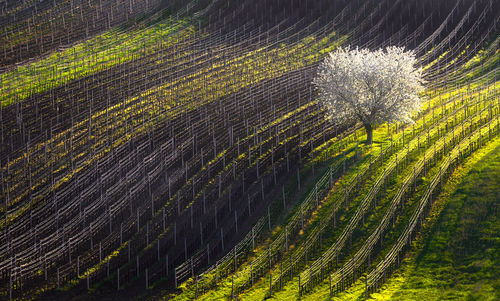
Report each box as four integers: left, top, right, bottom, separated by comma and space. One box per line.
313, 46, 424, 144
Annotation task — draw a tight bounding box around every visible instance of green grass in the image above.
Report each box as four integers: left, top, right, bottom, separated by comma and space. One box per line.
372, 139, 499, 301
364, 137, 500, 301
238, 136, 500, 301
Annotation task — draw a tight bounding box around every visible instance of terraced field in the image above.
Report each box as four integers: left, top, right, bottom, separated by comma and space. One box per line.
0, 0, 498, 300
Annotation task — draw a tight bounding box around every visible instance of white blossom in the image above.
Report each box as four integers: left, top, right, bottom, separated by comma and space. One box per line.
313, 46, 424, 143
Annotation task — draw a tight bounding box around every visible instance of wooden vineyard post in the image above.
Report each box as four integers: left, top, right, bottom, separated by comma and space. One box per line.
301, 204, 304, 229
215, 261, 218, 285
315, 184, 318, 208
214, 207, 217, 230
341, 268, 344, 291
365, 276, 368, 299
282, 185, 286, 209
233, 247, 237, 272
268, 207, 271, 231
285, 227, 288, 251
251, 261, 253, 286
297, 168, 300, 190
221, 228, 224, 252
312, 151, 315, 175
287, 153, 290, 172
200, 222, 204, 246
203, 192, 206, 214
44, 254, 47, 280
190, 207, 194, 229
345, 185, 348, 208
234, 210, 238, 233
330, 167, 333, 188
269, 272, 272, 297
333, 205, 336, 228
414, 166, 417, 191
320, 220, 323, 248
369, 154, 372, 176
248, 194, 251, 216
356, 141, 359, 160
231, 275, 234, 299
166, 255, 169, 276
320, 256, 324, 281
329, 274, 332, 297
353, 256, 356, 281
280, 261, 283, 289
343, 152, 346, 173
310, 265, 313, 290
9, 268, 12, 300
299, 275, 301, 296
268, 247, 272, 270
252, 228, 255, 250
158, 240, 161, 261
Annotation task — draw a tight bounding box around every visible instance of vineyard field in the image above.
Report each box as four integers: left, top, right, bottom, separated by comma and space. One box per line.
0, 0, 498, 300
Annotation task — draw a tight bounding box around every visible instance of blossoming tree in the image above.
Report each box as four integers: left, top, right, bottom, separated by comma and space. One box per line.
313, 46, 424, 144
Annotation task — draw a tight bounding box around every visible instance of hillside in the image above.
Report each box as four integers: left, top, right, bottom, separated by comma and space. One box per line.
371, 138, 500, 301
0, 0, 498, 300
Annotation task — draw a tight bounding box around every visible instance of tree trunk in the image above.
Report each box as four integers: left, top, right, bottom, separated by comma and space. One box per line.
365, 124, 373, 145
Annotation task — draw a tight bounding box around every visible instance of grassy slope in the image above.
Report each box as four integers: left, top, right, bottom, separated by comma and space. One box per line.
368, 137, 500, 301
173, 74, 499, 299
236, 135, 500, 301
324, 136, 500, 301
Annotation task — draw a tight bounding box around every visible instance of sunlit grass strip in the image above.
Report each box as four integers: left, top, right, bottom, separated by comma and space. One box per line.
326, 103, 497, 291
362, 135, 500, 301
364, 114, 500, 294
